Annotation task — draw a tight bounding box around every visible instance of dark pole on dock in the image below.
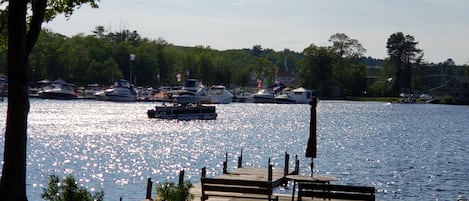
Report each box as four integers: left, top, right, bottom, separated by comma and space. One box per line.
305, 97, 318, 177
237, 148, 243, 168
145, 178, 153, 200
178, 168, 185, 188
223, 152, 228, 174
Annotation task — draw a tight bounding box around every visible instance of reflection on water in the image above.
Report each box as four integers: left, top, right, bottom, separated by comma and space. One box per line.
0, 99, 468, 200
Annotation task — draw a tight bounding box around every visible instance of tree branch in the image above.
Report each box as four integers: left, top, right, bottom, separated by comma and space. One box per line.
26, 0, 47, 56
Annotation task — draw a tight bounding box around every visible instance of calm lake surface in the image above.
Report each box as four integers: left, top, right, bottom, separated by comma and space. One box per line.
0, 99, 468, 200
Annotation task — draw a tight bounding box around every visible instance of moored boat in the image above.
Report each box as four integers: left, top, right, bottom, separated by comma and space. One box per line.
252, 88, 275, 103
201, 85, 233, 104
82, 83, 103, 99
163, 78, 206, 103
275, 87, 313, 104
38, 79, 77, 100
231, 88, 253, 103
95, 79, 137, 102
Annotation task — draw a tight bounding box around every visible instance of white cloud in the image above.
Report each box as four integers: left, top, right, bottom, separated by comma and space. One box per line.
230, 1, 244, 7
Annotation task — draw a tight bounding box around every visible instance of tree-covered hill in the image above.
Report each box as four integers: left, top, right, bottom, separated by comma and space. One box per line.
1, 27, 465, 98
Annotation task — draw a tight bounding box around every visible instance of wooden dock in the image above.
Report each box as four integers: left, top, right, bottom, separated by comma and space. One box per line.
190, 179, 338, 201
191, 167, 287, 201
145, 151, 372, 201
195, 151, 298, 201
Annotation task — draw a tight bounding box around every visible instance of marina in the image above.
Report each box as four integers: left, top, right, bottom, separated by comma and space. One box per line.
0, 99, 467, 200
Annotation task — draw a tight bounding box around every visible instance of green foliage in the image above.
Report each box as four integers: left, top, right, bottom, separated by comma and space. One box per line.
296, 33, 370, 97
41, 174, 104, 201
386, 32, 423, 95
368, 80, 393, 97
440, 95, 453, 104
11, 28, 307, 88
9, 24, 455, 99
155, 181, 193, 201
329, 33, 366, 59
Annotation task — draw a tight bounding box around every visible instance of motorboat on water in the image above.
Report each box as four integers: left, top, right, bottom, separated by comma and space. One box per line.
38, 79, 77, 100
164, 78, 206, 103
95, 79, 137, 102
252, 88, 275, 103
147, 102, 217, 120
275, 87, 314, 104
147, 78, 217, 120
200, 85, 233, 104
231, 88, 253, 103
82, 83, 103, 99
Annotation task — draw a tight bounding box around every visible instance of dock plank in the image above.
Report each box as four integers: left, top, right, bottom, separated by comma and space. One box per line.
190, 182, 347, 201
191, 167, 354, 201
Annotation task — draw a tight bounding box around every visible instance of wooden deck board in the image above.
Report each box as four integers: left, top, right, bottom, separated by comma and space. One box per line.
190, 182, 346, 201
190, 167, 354, 201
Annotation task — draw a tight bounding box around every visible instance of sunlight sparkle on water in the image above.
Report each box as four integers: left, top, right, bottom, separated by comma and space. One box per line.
0, 100, 468, 200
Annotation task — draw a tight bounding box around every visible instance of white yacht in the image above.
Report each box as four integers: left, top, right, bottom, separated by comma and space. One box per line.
38, 79, 77, 100
252, 89, 275, 103
83, 83, 103, 99
95, 79, 137, 102
202, 85, 233, 104
166, 79, 206, 103
275, 87, 313, 104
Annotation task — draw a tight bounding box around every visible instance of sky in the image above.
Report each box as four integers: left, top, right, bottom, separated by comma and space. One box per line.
45, 0, 469, 65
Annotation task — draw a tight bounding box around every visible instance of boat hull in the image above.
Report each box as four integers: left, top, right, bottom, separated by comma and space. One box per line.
147, 104, 217, 120
95, 90, 137, 102
275, 97, 300, 104
95, 93, 137, 102
252, 96, 275, 103
39, 91, 77, 100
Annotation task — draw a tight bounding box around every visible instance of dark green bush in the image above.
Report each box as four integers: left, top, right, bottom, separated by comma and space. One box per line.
41, 174, 104, 201
155, 181, 192, 201
440, 95, 453, 104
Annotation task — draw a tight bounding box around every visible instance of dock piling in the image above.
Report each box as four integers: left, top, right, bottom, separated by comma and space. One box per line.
145, 178, 153, 200
284, 151, 290, 177
237, 148, 243, 168
295, 154, 299, 175
268, 163, 273, 182
201, 167, 206, 178
223, 152, 228, 174
178, 168, 185, 188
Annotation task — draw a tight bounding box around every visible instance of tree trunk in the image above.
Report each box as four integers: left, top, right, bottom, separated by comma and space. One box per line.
0, 0, 30, 200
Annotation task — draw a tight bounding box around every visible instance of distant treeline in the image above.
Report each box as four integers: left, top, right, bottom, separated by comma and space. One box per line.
3, 27, 465, 97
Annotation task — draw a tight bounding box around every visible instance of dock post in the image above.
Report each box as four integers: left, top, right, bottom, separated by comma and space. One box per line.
201, 167, 207, 201
268, 163, 273, 182
145, 178, 153, 200
237, 148, 243, 168
268, 163, 273, 201
306, 97, 318, 177
295, 154, 299, 175
284, 151, 290, 177
310, 158, 314, 177
178, 168, 185, 188
201, 167, 206, 178
223, 152, 228, 174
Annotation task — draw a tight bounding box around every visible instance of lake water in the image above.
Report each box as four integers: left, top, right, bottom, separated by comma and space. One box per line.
0, 99, 468, 200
